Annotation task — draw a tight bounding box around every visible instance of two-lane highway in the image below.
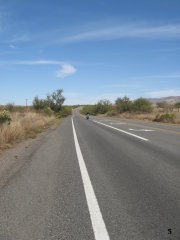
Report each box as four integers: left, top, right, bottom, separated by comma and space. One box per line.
74, 112, 180, 240
0, 112, 179, 239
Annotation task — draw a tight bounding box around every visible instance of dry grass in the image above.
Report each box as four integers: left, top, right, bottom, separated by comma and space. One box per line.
0, 111, 55, 153
173, 111, 180, 124
116, 108, 180, 124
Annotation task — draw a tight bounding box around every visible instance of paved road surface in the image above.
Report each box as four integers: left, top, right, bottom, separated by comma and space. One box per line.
0, 111, 180, 240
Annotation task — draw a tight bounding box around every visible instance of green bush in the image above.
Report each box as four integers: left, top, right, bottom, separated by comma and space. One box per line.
82, 97, 153, 115
33, 96, 48, 110
96, 99, 112, 114
156, 101, 168, 109
5, 103, 15, 112
174, 102, 180, 111
0, 110, 12, 125
133, 98, 153, 113
13, 106, 29, 112
106, 109, 117, 117
58, 106, 72, 118
81, 105, 99, 116
154, 113, 176, 123
46, 89, 65, 113
33, 89, 65, 113
115, 96, 132, 113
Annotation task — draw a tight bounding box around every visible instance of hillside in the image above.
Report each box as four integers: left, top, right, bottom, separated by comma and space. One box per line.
147, 96, 180, 105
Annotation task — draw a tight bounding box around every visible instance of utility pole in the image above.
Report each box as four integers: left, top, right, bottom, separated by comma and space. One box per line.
26, 99, 28, 111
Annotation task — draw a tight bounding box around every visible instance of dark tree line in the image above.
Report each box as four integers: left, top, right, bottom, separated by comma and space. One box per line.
81, 96, 153, 116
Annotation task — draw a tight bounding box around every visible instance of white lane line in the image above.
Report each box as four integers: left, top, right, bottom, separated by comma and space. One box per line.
129, 128, 155, 132
110, 122, 126, 125
72, 118, 110, 240
93, 120, 149, 142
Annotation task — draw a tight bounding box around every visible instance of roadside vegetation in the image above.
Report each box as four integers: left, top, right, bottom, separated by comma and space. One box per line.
81, 96, 180, 124
0, 89, 72, 154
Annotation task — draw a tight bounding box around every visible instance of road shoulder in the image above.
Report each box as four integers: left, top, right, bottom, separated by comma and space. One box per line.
0, 122, 60, 190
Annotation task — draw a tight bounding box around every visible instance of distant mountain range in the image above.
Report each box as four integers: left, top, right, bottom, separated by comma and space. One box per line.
147, 96, 180, 105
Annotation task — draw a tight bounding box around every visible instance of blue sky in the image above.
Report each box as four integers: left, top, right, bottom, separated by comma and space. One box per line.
0, 0, 180, 105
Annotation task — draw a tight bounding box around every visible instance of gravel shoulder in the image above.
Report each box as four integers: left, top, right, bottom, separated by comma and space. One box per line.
0, 123, 59, 190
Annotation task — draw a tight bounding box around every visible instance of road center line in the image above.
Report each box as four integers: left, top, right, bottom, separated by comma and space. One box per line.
93, 120, 149, 142
72, 118, 110, 240
110, 122, 126, 125
129, 128, 155, 132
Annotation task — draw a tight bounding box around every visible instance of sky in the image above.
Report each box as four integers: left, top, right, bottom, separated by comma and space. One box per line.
0, 0, 180, 105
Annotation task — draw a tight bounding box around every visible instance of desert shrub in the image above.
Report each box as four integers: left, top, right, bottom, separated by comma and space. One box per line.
46, 89, 65, 112
106, 109, 117, 117
82, 100, 114, 115
39, 107, 54, 116
157, 102, 174, 112
174, 102, 180, 108
0, 112, 55, 146
174, 102, 180, 112
57, 106, 72, 118
156, 101, 168, 109
71, 105, 81, 109
0, 110, 12, 125
33, 96, 48, 110
13, 106, 28, 112
33, 89, 65, 113
5, 103, 15, 112
154, 113, 176, 123
96, 99, 112, 114
81, 105, 99, 115
133, 98, 153, 113
115, 96, 132, 113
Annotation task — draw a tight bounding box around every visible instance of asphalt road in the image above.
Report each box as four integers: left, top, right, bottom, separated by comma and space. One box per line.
0, 111, 180, 240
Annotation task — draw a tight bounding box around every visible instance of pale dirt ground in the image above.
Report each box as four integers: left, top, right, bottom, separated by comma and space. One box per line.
0, 124, 58, 190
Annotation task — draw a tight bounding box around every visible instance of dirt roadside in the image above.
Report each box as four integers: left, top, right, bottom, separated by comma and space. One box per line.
0, 123, 60, 190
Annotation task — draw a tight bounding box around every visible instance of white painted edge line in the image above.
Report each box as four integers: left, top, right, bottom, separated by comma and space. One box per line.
72, 118, 110, 240
93, 120, 149, 142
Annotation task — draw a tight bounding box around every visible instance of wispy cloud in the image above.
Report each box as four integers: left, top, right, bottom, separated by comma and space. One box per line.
104, 74, 180, 89
9, 44, 15, 49
0, 60, 77, 79
147, 89, 180, 98
10, 34, 30, 43
0, 60, 64, 65
105, 83, 138, 88
60, 23, 180, 43
0, 13, 3, 33
106, 74, 180, 86
134, 74, 180, 80
56, 64, 77, 79
0, 8, 9, 33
